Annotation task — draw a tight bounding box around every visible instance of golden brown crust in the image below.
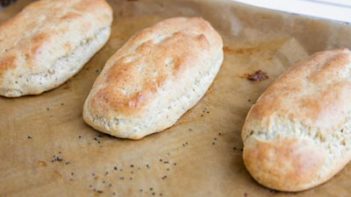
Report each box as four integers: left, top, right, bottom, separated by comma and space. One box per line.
0, 55, 15, 77
242, 49, 351, 191
245, 49, 351, 132
90, 17, 221, 116
84, 17, 223, 139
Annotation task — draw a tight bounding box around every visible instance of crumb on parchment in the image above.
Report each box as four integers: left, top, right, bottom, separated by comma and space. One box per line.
246, 70, 269, 82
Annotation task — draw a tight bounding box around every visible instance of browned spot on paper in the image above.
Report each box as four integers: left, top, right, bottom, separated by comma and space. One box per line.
63, 84, 70, 90
224, 46, 258, 55
37, 160, 47, 167
224, 39, 288, 56
53, 170, 63, 178
245, 70, 269, 82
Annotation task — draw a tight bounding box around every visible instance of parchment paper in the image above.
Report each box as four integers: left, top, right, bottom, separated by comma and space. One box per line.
1, 0, 351, 196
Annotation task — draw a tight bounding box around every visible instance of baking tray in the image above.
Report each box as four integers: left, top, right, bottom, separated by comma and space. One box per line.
1, 0, 351, 196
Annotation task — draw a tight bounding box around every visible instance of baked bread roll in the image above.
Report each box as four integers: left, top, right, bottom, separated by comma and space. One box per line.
242, 49, 351, 191
0, 0, 113, 97
83, 17, 223, 139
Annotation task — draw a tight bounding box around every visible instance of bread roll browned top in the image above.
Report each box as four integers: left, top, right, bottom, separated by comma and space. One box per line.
84, 17, 223, 139
0, 0, 113, 97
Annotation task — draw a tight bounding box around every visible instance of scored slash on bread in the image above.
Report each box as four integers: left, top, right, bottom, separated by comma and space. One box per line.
83, 17, 224, 139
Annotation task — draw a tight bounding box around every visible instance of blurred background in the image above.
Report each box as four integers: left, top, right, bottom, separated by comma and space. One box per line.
234, 0, 351, 22
0, 0, 350, 22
